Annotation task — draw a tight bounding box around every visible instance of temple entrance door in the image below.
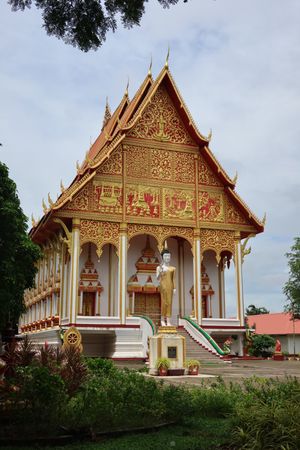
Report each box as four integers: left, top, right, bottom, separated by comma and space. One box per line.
134, 293, 161, 328
83, 292, 95, 316
202, 295, 208, 318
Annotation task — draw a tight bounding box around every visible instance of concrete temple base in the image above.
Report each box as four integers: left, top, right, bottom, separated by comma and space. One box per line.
149, 327, 186, 375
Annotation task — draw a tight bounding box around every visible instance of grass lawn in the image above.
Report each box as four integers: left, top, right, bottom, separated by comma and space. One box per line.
1, 417, 231, 450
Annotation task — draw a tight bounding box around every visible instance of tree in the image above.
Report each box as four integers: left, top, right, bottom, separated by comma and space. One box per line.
0, 162, 41, 335
245, 304, 270, 316
284, 238, 300, 320
8, 0, 185, 52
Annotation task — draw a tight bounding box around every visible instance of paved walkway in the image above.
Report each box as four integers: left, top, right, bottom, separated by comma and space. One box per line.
156, 359, 300, 386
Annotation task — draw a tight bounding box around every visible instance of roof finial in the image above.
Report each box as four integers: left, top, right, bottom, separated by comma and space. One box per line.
102, 96, 111, 130
76, 160, 81, 174
60, 179, 65, 193
233, 171, 238, 185
42, 198, 48, 214
48, 193, 54, 208
31, 213, 37, 228
262, 212, 267, 226
148, 55, 152, 77
165, 45, 170, 69
125, 77, 129, 97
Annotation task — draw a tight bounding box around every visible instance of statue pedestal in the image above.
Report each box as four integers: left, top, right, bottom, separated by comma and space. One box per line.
273, 352, 284, 361
149, 327, 186, 375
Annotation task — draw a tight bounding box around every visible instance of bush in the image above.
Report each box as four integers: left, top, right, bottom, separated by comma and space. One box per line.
231, 377, 300, 449
1, 365, 67, 438
249, 334, 276, 357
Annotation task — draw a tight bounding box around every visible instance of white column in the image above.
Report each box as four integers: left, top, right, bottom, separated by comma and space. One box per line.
234, 233, 245, 327
193, 230, 202, 325
178, 239, 185, 317
69, 218, 80, 324
118, 223, 128, 324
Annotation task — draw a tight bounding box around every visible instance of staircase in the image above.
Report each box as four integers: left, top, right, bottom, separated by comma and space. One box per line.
177, 327, 223, 363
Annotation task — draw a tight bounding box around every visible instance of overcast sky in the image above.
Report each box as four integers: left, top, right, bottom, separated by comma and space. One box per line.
1, 0, 299, 313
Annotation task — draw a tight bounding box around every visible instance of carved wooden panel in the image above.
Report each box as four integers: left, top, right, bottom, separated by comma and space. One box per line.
225, 195, 248, 225
97, 146, 122, 175
65, 186, 89, 211
126, 184, 160, 218
198, 155, 222, 186
199, 191, 224, 222
163, 188, 195, 221
128, 85, 195, 145
93, 181, 123, 215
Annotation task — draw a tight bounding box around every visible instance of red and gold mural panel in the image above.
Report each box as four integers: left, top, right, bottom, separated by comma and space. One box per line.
97, 147, 122, 176
198, 155, 222, 186
225, 195, 248, 225
93, 181, 122, 214
126, 185, 160, 218
163, 188, 195, 221
128, 85, 195, 145
199, 191, 224, 222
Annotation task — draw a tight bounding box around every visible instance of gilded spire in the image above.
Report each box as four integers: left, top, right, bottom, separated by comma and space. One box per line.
102, 97, 111, 130
165, 46, 170, 69
60, 179, 65, 193
148, 55, 152, 77
125, 78, 129, 97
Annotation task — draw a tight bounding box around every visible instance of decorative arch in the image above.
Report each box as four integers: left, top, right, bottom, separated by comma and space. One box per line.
200, 229, 235, 264
127, 224, 193, 252
80, 220, 119, 258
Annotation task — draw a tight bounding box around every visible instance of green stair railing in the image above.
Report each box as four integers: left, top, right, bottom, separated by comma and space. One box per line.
133, 315, 155, 335
183, 316, 228, 356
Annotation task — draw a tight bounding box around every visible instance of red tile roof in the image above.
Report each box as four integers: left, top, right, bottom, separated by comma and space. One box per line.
247, 312, 300, 335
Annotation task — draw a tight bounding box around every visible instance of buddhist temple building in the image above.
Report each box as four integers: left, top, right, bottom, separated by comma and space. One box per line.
20, 60, 264, 358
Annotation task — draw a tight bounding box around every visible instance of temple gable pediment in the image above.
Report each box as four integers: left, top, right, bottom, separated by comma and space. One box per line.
128, 85, 196, 146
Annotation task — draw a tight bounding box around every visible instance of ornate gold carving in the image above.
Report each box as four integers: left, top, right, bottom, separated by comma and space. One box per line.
126, 185, 160, 217
97, 147, 122, 175
126, 145, 149, 178
127, 224, 193, 251
53, 218, 72, 254
128, 85, 195, 145
150, 148, 172, 180
200, 229, 235, 261
93, 181, 123, 214
63, 327, 83, 352
241, 234, 255, 263
199, 191, 224, 222
80, 220, 119, 257
163, 188, 195, 220
198, 155, 222, 186
174, 152, 195, 183
65, 186, 89, 211
225, 195, 248, 225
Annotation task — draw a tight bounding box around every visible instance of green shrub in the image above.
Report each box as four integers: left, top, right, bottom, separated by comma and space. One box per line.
249, 334, 276, 357
2, 365, 67, 437
85, 357, 116, 376
231, 377, 300, 449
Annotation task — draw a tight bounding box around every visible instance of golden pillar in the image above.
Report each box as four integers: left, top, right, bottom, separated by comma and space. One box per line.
118, 222, 128, 324
193, 228, 202, 324
234, 231, 245, 326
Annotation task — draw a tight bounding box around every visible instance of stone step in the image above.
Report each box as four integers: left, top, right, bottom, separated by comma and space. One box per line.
177, 329, 223, 363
